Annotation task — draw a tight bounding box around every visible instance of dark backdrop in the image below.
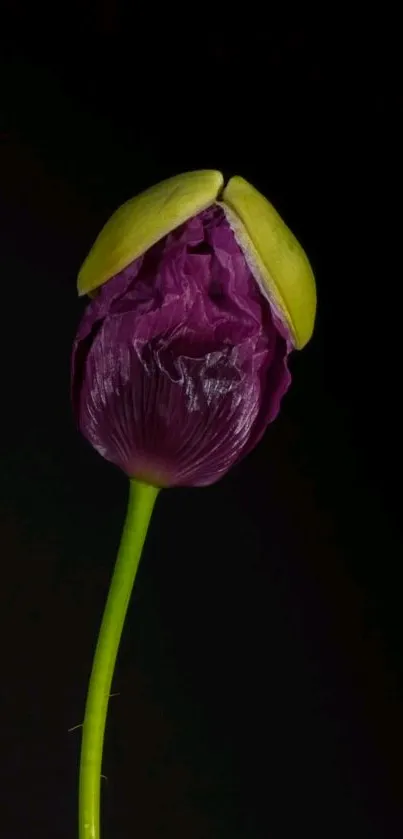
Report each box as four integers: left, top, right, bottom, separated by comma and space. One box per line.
1, 9, 402, 838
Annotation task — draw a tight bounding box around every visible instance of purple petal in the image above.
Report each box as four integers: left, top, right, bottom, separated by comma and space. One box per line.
72, 205, 291, 487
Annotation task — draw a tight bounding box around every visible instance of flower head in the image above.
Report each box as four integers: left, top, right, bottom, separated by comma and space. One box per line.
72, 172, 316, 487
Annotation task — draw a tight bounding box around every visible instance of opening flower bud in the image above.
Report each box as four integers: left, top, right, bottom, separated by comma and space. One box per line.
72, 172, 316, 487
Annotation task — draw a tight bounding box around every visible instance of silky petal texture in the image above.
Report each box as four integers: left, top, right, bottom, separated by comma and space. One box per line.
72, 206, 292, 487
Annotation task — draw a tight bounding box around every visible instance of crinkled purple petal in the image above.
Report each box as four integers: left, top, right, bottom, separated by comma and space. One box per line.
72, 205, 292, 487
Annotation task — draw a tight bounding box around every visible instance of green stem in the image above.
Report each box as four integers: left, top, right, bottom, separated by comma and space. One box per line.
79, 478, 159, 839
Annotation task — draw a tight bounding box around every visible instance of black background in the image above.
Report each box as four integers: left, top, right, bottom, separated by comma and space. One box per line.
1, 8, 403, 837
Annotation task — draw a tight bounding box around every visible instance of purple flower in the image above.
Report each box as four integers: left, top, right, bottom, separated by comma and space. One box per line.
72, 204, 292, 487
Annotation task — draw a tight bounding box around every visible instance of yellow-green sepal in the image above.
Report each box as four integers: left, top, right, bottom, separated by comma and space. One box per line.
222, 176, 316, 349
78, 170, 224, 296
